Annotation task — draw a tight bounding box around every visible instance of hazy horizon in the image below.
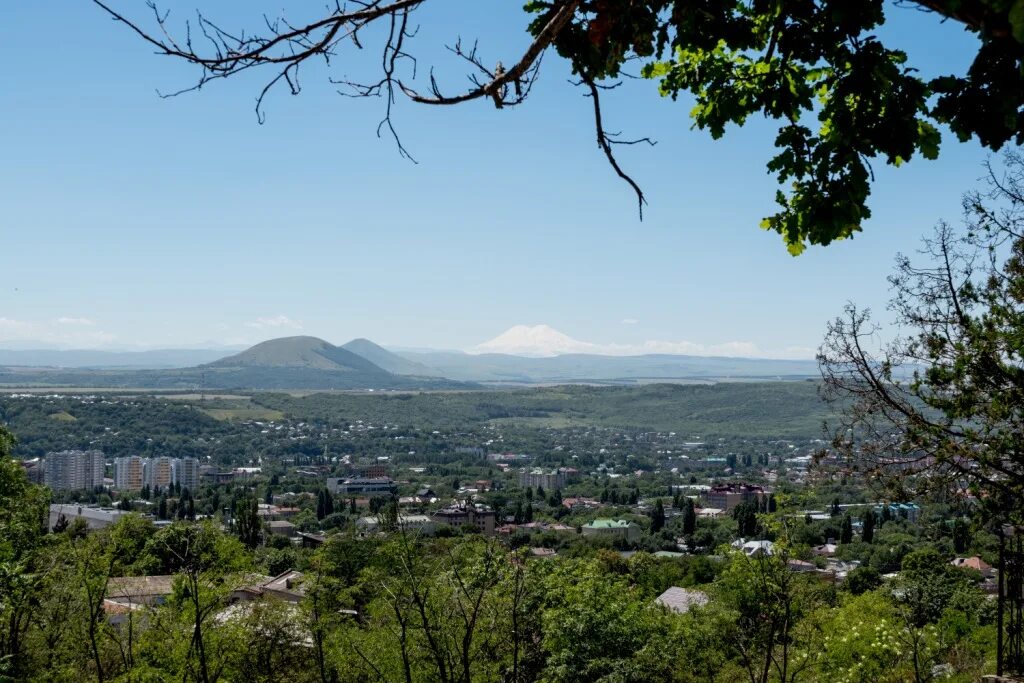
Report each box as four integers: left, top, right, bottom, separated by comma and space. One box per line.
2, 3, 991, 364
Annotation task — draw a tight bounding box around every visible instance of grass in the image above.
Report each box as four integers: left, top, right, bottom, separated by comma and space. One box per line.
201, 407, 285, 422
48, 411, 77, 422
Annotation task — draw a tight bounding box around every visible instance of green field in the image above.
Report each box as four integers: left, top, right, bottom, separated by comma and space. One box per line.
201, 407, 286, 422
254, 381, 833, 438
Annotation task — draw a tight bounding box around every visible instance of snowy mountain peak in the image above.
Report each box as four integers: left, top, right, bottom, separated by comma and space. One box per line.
470, 325, 596, 357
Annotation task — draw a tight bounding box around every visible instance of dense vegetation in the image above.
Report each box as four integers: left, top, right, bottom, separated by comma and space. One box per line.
257, 382, 831, 436
0, 428, 1000, 682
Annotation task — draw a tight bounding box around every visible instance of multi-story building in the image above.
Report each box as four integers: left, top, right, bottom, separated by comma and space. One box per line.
174, 457, 200, 492
702, 484, 769, 511
361, 464, 389, 479
18, 458, 44, 484
326, 477, 397, 496
114, 456, 146, 490
431, 504, 496, 534
44, 450, 105, 492
145, 457, 174, 491
581, 519, 641, 543
518, 467, 580, 490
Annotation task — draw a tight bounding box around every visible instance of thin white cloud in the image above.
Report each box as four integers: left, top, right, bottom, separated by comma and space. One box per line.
0, 317, 116, 347
245, 315, 303, 330
55, 317, 95, 326
470, 324, 814, 360
621, 318, 639, 325
0, 318, 32, 333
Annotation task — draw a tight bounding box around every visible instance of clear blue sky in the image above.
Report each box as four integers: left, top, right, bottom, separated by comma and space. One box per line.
0, 1, 992, 357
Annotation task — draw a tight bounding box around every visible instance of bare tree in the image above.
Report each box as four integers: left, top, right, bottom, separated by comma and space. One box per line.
820, 152, 1024, 516
91, 0, 652, 214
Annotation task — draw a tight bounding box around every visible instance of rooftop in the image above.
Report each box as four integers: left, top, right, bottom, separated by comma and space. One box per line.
584, 519, 635, 529
654, 587, 709, 614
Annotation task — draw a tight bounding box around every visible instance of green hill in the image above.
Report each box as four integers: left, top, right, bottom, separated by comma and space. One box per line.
342, 338, 443, 376
207, 336, 386, 374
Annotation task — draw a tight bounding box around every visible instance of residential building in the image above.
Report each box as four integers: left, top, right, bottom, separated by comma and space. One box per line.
18, 458, 43, 484
361, 464, 389, 479
44, 450, 105, 492
518, 467, 580, 490
356, 514, 436, 534
114, 456, 146, 490
431, 504, 496, 534
951, 556, 995, 578
739, 540, 775, 557
581, 519, 641, 543
326, 477, 397, 496
267, 520, 297, 537
174, 457, 200, 492
703, 484, 769, 511
145, 457, 174, 491
876, 502, 921, 523
654, 587, 709, 614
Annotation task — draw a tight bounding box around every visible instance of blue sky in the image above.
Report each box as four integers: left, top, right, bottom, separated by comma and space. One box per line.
0, 1, 992, 357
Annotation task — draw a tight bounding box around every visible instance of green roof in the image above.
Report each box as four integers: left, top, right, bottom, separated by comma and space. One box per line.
585, 519, 633, 529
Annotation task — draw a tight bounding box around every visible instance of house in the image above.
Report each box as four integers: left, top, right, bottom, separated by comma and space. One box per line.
106, 575, 175, 607
326, 477, 397, 496
654, 587, 709, 614
787, 559, 817, 573
234, 570, 307, 604
581, 519, 641, 543
297, 532, 325, 548
529, 547, 557, 558
696, 507, 724, 519
813, 543, 838, 557
952, 556, 995, 578
738, 540, 774, 557
267, 520, 297, 538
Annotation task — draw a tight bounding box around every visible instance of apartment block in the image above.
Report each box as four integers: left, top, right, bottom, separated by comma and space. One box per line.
44, 450, 105, 492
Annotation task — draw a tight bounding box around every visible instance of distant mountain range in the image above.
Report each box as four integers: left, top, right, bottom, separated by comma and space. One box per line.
0, 347, 239, 369
0, 334, 821, 389
0, 337, 464, 391
395, 350, 820, 383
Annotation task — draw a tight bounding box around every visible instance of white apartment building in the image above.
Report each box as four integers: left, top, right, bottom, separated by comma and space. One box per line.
174, 457, 200, 492
44, 450, 105, 492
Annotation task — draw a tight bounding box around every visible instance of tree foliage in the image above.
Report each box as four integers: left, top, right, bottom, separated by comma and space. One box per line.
95, 0, 1024, 252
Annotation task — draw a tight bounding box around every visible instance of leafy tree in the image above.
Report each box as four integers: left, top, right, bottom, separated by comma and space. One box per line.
682, 498, 697, 536
234, 495, 262, 549
952, 517, 970, 554
844, 566, 882, 596
862, 508, 876, 544
716, 550, 819, 683
0, 429, 49, 679
732, 501, 758, 538
650, 499, 666, 533
840, 515, 853, 545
